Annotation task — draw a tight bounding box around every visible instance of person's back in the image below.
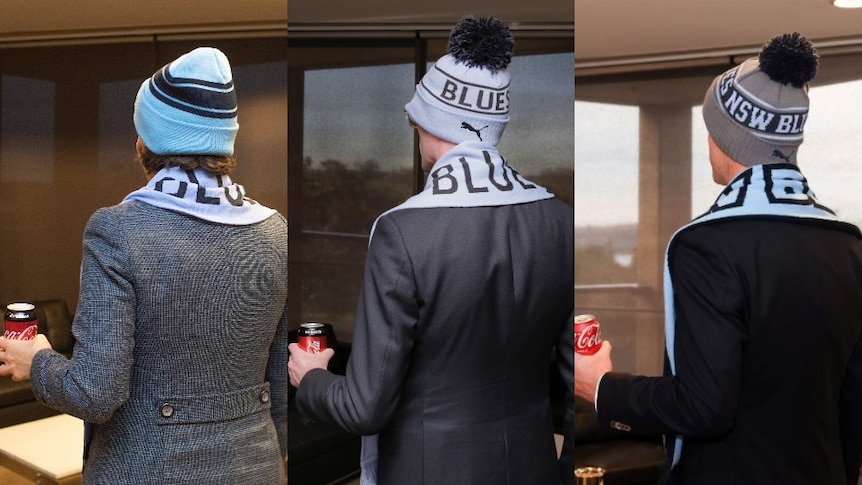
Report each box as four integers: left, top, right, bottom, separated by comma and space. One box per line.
288, 16, 574, 485
75, 202, 287, 483
10, 47, 291, 485
669, 218, 862, 484
574, 33, 862, 485
365, 199, 572, 483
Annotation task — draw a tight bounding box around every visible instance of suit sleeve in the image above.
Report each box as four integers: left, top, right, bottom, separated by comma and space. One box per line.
597, 228, 746, 437
30, 208, 136, 423
296, 214, 418, 434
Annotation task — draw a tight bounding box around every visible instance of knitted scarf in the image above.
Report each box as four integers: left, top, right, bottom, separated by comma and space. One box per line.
369, 141, 554, 239
664, 163, 851, 467
122, 166, 276, 225
360, 141, 554, 485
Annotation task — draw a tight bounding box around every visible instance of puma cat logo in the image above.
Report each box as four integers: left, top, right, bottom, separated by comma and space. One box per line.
460, 122, 488, 141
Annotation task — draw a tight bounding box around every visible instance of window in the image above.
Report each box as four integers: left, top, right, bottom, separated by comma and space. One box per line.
574, 101, 639, 285
0, 37, 287, 310
289, 34, 573, 340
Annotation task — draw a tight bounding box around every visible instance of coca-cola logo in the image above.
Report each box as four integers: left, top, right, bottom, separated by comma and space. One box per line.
575, 323, 601, 355
299, 336, 326, 354
4, 325, 37, 340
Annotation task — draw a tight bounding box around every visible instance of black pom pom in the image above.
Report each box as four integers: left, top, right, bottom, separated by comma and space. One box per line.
447, 16, 514, 72
758, 32, 818, 88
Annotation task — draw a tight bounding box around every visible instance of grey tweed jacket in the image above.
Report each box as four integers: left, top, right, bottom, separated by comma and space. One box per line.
30, 200, 288, 485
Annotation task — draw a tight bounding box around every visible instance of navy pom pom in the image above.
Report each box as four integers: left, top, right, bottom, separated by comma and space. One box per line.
447, 16, 514, 72
758, 32, 818, 88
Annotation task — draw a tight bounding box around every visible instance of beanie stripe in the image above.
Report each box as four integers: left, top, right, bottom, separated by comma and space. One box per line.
150, 67, 237, 119
714, 67, 807, 143
418, 64, 511, 117
134, 47, 239, 156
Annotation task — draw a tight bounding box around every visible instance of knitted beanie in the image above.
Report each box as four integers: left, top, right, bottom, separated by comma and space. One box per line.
702, 32, 818, 166
134, 47, 239, 156
405, 16, 513, 146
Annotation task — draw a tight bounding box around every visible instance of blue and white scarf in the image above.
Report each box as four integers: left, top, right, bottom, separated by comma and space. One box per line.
361, 141, 554, 485
664, 163, 852, 467
369, 141, 554, 239
122, 166, 276, 225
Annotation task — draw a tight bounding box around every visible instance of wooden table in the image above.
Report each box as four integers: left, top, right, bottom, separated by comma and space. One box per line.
0, 414, 83, 485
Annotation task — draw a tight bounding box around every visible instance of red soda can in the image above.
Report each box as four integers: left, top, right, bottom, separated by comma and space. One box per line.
298, 323, 327, 354
4, 302, 38, 341
574, 314, 602, 355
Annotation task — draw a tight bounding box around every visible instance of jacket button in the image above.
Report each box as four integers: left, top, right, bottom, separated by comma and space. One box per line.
260, 389, 270, 403
160, 403, 175, 418
610, 420, 632, 432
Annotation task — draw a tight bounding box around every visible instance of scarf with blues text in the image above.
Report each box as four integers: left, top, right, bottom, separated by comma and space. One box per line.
122, 166, 276, 225
664, 163, 852, 467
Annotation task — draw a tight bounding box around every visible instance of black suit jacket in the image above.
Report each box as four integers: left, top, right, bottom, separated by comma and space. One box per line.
598, 218, 862, 484
298, 198, 574, 484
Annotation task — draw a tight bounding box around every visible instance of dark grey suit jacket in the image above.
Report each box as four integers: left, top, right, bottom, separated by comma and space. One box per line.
298, 198, 573, 485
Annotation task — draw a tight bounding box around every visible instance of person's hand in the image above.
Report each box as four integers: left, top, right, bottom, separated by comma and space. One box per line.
288, 343, 335, 388
574, 340, 613, 404
0, 335, 52, 381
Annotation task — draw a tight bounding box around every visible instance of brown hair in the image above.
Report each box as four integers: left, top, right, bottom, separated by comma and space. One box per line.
136, 145, 237, 176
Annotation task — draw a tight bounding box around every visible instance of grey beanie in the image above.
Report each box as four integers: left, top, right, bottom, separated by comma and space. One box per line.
405, 16, 513, 146
702, 32, 818, 166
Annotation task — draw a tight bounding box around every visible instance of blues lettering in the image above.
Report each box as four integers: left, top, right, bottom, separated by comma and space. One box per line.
511, 167, 536, 189
224, 186, 244, 206
437, 80, 508, 113
496, 92, 508, 111
775, 113, 807, 134
440, 80, 458, 102
196, 187, 220, 205
458, 87, 472, 108
483, 151, 513, 191
459, 157, 489, 193
432, 151, 540, 196
476, 90, 493, 110
718, 71, 735, 95
155, 177, 187, 198
432, 164, 458, 194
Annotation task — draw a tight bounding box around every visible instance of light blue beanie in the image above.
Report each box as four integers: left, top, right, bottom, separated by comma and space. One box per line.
405, 16, 513, 146
134, 47, 238, 156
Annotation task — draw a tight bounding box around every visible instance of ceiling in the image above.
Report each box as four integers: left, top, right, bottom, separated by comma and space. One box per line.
0, 0, 286, 44
0, 0, 572, 45
4, 1, 858, 67
288, 0, 573, 27
575, 0, 862, 67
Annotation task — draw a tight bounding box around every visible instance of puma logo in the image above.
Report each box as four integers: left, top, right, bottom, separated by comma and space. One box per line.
771, 149, 794, 164
461, 122, 488, 141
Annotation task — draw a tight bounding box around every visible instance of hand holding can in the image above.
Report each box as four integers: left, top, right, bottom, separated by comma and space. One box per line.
298, 323, 327, 354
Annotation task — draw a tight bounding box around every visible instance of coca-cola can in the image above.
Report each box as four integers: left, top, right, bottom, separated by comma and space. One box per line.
4, 302, 38, 341
298, 323, 327, 354
574, 314, 602, 355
